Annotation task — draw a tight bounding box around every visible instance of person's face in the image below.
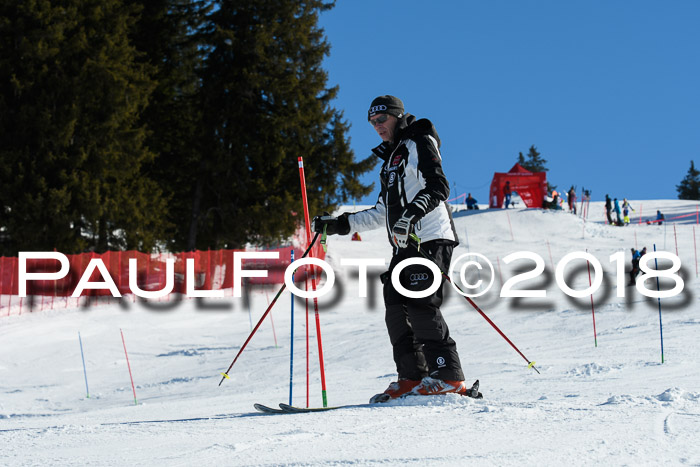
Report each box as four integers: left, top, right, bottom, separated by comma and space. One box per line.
369, 113, 398, 142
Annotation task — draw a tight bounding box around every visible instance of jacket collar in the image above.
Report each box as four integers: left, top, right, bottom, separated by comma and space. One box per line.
370, 113, 440, 161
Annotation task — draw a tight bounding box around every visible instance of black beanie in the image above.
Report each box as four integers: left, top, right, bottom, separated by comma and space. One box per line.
368, 95, 404, 120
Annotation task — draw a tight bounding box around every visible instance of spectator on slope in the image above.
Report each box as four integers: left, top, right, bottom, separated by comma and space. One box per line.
629, 248, 641, 286
656, 210, 665, 225
568, 187, 577, 214
466, 193, 479, 210
503, 181, 512, 209
550, 190, 562, 210
614, 198, 622, 225
605, 194, 614, 224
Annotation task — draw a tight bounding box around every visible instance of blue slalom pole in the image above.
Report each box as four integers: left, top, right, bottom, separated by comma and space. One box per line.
78, 332, 90, 398
289, 249, 295, 406
653, 244, 665, 363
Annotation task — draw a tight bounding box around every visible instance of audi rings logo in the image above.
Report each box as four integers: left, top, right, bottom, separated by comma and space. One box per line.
410, 272, 430, 281
369, 104, 387, 113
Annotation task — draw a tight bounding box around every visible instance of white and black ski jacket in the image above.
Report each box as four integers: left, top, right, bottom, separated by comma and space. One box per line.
347, 115, 459, 251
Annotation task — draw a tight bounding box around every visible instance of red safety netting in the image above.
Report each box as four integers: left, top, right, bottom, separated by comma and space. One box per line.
0, 227, 325, 317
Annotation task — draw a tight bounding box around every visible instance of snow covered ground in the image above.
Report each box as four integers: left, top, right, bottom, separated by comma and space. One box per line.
2, 200, 699, 466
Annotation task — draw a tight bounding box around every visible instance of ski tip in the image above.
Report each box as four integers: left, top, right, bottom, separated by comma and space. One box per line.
369, 393, 392, 404
254, 403, 286, 414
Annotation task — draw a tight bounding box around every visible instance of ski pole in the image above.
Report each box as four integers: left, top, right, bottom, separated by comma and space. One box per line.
219, 232, 320, 386
409, 234, 540, 374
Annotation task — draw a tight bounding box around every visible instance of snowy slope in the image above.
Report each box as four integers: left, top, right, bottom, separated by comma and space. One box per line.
1, 200, 700, 466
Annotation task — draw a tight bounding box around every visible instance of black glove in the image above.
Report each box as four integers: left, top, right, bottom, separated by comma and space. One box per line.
392, 211, 416, 248
311, 213, 350, 236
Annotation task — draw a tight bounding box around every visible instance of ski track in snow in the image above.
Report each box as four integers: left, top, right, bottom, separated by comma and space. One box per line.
2, 200, 700, 465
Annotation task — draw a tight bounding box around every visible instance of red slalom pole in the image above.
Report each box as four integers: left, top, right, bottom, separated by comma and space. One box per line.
673, 224, 679, 257
694, 226, 698, 278
496, 256, 503, 287
265, 288, 279, 348
506, 211, 514, 241
586, 255, 598, 347
298, 157, 329, 407
120, 329, 138, 405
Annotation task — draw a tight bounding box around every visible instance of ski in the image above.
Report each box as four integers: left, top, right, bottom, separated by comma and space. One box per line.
254, 381, 482, 414
253, 403, 348, 414
278, 403, 346, 413
253, 403, 286, 414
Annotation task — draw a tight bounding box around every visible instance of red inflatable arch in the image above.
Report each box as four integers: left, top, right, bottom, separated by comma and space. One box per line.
489, 163, 547, 208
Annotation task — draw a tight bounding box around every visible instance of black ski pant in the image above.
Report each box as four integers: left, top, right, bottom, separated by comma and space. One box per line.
382, 241, 464, 382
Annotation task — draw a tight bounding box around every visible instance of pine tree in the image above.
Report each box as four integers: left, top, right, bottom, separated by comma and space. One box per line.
677, 160, 700, 200
126, 0, 212, 252
187, 0, 374, 250
517, 145, 555, 193
518, 145, 548, 173
0, 0, 169, 254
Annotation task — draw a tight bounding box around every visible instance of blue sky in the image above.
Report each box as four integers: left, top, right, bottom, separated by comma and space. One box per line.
318, 1, 700, 204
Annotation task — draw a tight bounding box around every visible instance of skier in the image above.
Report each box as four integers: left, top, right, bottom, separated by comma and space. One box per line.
605, 194, 613, 224
312, 95, 471, 402
622, 198, 634, 224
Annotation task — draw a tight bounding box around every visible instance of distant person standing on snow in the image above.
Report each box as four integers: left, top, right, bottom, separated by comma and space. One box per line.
614, 198, 622, 225
629, 248, 641, 285
568, 187, 577, 214
622, 198, 634, 224
311, 95, 477, 403
605, 194, 613, 224
503, 181, 512, 209
466, 193, 479, 210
